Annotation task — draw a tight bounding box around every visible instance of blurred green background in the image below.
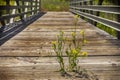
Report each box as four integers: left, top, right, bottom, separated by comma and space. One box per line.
41, 0, 69, 11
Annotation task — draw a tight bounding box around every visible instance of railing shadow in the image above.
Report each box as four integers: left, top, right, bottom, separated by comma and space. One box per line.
0, 12, 46, 46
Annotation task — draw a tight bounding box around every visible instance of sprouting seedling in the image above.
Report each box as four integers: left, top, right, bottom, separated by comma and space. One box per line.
52, 31, 66, 75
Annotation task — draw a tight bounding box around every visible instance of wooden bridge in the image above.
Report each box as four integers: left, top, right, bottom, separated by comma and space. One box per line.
0, 0, 120, 80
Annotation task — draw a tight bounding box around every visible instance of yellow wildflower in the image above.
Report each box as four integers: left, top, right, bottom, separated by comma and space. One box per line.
83, 40, 87, 44
71, 49, 77, 54
65, 37, 69, 41
52, 41, 57, 45
80, 30, 84, 35
60, 31, 64, 35
71, 32, 76, 36
74, 14, 79, 19
82, 52, 87, 57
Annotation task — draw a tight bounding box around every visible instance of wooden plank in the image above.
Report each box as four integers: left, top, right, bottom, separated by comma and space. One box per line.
24, 25, 92, 30
0, 56, 119, 80
2, 39, 120, 47
0, 56, 119, 65
0, 46, 120, 56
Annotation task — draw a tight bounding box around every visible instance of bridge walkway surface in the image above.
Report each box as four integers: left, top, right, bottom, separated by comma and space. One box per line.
0, 12, 120, 80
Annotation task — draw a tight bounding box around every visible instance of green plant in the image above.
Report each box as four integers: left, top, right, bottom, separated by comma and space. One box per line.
67, 14, 88, 72
66, 30, 87, 72
73, 15, 79, 33
52, 14, 88, 75
52, 31, 66, 74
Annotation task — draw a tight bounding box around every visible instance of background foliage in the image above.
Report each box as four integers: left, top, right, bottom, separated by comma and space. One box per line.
41, 0, 69, 11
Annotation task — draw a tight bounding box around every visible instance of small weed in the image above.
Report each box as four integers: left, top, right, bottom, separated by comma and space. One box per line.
52, 14, 88, 76
52, 31, 66, 74
66, 15, 87, 71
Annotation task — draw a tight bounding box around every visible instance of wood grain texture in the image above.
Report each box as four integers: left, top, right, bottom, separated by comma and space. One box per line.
0, 12, 120, 80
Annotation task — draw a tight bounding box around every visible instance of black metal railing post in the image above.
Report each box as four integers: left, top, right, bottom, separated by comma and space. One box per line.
22, 1, 25, 18
115, 0, 120, 39
94, 0, 104, 26
16, 0, 24, 22
0, 13, 5, 33
6, 0, 10, 23
39, 0, 41, 11
89, 0, 93, 24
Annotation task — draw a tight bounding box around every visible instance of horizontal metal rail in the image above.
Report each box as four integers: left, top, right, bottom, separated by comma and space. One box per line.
12, 0, 37, 2
70, 6, 120, 14
0, 5, 39, 10
70, 9, 120, 31
0, 9, 39, 21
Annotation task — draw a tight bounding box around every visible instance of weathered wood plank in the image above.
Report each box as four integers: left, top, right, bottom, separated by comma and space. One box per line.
0, 56, 119, 65
0, 46, 120, 56
0, 56, 120, 80
2, 39, 120, 47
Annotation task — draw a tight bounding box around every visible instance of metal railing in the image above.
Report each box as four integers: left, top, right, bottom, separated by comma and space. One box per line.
0, 0, 41, 40
70, 0, 120, 39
